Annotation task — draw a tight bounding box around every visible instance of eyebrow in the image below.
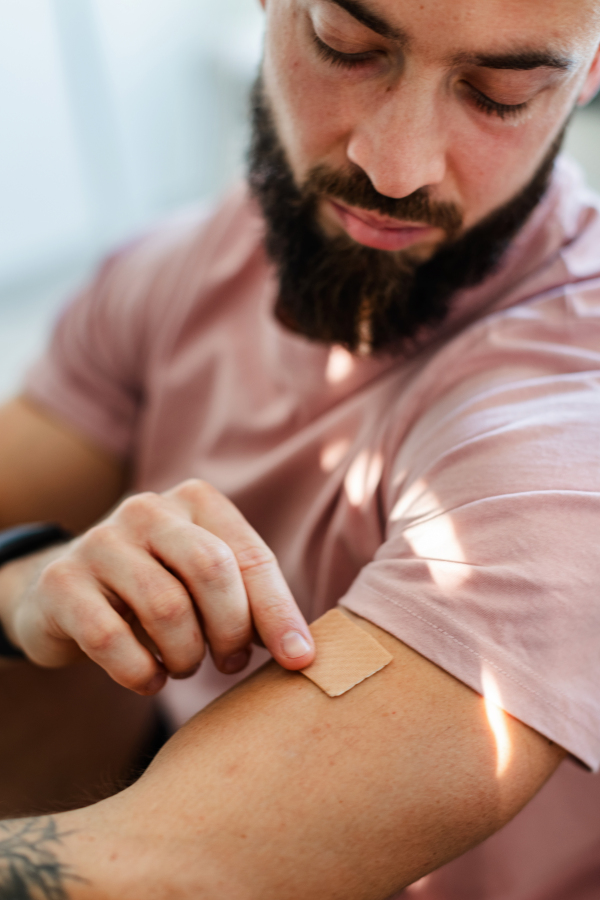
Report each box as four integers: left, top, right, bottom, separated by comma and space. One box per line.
325, 0, 406, 42
453, 50, 574, 71
324, 0, 573, 72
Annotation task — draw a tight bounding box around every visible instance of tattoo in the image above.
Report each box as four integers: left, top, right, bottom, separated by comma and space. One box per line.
0, 818, 82, 899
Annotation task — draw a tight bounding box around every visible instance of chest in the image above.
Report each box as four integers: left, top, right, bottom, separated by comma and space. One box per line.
131, 333, 407, 617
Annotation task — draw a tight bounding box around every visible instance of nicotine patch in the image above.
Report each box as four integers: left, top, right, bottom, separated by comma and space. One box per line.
301, 609, 393, 697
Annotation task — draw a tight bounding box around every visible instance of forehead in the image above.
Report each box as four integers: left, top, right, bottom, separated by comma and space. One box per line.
321, 0, 600, 60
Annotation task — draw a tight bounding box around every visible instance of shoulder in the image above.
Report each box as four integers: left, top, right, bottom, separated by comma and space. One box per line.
94, 182, 266, 324
55, 181, 270, 383
383, 276, 600, 498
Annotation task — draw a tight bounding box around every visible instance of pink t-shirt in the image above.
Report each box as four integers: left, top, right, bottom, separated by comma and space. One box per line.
25, 157, 600, 899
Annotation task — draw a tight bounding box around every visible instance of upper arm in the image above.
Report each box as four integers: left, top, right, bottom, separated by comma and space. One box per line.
0, 203, 240, 538
0, 226, 161, 534
0, 397, 127, 533
84, 614, 564, 899
342, 359, 600, 771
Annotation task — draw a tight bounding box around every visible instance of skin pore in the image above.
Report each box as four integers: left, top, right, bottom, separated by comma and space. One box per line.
0, 0, 599, 897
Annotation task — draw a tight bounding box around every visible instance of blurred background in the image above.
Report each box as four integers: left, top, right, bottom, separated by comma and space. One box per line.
1, 0, 599, 401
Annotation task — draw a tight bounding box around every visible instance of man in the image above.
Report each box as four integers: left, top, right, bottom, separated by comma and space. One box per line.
0, 0, 599, 896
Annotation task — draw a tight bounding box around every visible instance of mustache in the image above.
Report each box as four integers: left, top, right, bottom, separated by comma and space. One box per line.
303, 164, 464, 239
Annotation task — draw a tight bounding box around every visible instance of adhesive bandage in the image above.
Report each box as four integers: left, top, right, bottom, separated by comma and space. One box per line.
300, 609, 393, 697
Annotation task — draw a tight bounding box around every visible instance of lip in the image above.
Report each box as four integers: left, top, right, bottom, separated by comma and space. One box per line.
328, 199, 437, 252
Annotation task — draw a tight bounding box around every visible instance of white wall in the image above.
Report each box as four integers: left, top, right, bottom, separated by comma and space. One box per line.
89, 0, 263, 219
0, 0, 264, 297
0, 0, 264, 399
0, 0, 91, 287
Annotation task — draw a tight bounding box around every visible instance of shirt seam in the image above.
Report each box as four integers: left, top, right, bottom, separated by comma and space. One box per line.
354, 580, 598, 741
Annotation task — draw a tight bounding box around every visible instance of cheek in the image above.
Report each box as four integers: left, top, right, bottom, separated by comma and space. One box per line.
263, 14, 355, 179
448, 102, 569, 228
448, 139, 524, 227
263, 1, 578, 222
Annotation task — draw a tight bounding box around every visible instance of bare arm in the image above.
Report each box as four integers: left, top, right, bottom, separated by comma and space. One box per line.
0, 399, 155, 815
0, 398, 565, 897
0, 398, 315, 686
26, 614, 564, 900
0, 397, 127, 533
0, 395, 127, 670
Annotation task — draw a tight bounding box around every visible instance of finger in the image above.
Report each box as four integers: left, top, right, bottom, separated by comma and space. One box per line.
14, 614, 87, 668
30, 567, 167, 695
109, 590, 202, 681
72, 603, 167, 695
170, 480, 315, 670
145, 517, 253, 674
87, 540, 206, 679
113, 490, 251, 674
239, 546, 315, 670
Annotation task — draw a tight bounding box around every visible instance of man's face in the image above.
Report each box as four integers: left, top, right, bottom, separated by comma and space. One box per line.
253, 0, 600, 351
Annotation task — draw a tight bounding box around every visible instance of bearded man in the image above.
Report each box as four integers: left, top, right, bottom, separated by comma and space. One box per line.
0, 0, 599, 897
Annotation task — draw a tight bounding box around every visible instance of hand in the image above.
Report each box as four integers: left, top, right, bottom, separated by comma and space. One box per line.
3, 480, 315, 694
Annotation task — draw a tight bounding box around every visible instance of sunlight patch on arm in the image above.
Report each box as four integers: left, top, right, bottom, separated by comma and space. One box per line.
482, 666, 513, 777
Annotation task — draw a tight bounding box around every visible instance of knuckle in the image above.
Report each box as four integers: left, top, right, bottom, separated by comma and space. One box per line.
175, 478, 210, 504
82, 523, 120, 555
118, 492, 161, 524
38, 558, 79, 595
147, 587, 188, 626
81, 619, 123, 655
235, 544, 276, 575
196, 542, 238, 583
215, 623, 251, 652
257, 600, 287, 625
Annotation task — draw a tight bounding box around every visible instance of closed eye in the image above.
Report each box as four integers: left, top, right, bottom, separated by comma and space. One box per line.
312, 32, 379, 69
312, 26, 533, 120
465, 84, 530, 120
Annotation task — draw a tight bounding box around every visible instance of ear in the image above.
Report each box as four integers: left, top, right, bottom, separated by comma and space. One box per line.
577, 41, 600, 105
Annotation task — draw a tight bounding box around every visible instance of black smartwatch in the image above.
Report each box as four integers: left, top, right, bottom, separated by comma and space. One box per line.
0, 523, 72, 659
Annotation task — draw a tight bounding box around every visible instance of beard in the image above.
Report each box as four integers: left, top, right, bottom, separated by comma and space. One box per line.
247, 74, 565, 354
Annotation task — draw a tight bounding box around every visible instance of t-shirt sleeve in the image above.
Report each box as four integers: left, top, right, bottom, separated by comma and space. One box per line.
340, 292, 600, 770
23, 209, 212, 459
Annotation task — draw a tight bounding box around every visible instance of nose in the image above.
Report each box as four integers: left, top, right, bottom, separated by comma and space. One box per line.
346, 81, 448, 200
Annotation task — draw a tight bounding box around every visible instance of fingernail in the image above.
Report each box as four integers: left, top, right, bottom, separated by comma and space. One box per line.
223, 650, 250, 674
281, 632, 311, 659
147, 672, 167, 693
169, 664, 200, 681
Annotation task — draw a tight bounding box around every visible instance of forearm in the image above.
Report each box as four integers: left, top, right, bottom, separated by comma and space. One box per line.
22, 617, 563, 900
0, 397, 127, 534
